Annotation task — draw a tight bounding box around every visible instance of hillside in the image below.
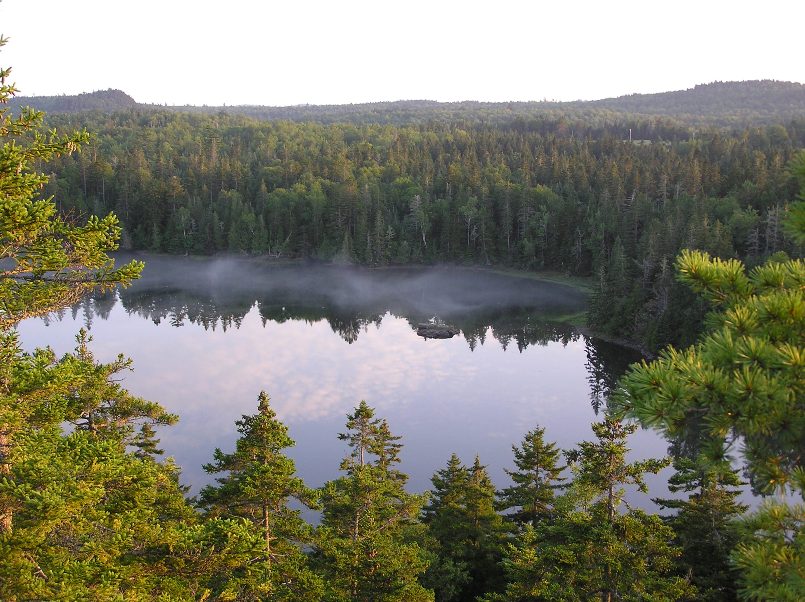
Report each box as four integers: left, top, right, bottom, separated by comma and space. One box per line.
8, 80, 805, 127
7, 88, 137, 113
587, 80, 805, 121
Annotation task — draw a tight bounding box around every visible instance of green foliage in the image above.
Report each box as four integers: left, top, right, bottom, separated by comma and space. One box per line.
423, 454, 507, 600
615, 188, 805, 599
0, 333, 197, 600
784, 151, 805, 246
316, 401, 432, 601
198, 391, 322, 600
497, 425, 565, 527
489, 418, 692, 602
617, 249, 804, 494
65, 329, 178, 442
0, 37, 142, 328
654, 456, 748, 601
731, 501, 804, 601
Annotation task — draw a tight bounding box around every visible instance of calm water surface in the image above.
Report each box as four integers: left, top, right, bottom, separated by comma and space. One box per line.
18, 255, 674, 502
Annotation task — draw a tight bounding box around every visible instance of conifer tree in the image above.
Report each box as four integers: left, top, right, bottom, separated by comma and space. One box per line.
488, 418, 693, 601
198, 391, 322, 600
654, 455, 747, 601
783, 151, 805, 246
423, 454, 507, 601
0, 36, 142, 328
497, 425, 565, 527
731, 501, 804, 601
615, 184, 805, 600
420, 453, 472, 601
0, 335, 198, 600
316, 401, 432, 601
66, 329, 177, 443
1, 38, 142, 537
616, 248, 804, 494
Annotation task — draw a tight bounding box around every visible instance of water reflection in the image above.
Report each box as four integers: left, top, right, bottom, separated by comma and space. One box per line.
80, 255, 589, 346
23, 256, 664, 501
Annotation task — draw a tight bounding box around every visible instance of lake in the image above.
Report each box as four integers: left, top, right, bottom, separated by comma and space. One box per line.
18, 254, 675, 503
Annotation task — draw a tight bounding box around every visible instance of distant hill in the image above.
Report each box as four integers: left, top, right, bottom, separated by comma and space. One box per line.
7, 89, 137, 113
7, 81, 805, 127
586, 80, 805, 120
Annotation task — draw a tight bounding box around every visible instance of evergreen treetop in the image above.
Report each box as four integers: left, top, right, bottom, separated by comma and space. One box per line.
497, 425, 566, 526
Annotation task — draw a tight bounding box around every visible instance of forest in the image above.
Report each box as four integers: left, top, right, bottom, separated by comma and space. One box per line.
27, 98, 804, 352
2, 39, 804, 601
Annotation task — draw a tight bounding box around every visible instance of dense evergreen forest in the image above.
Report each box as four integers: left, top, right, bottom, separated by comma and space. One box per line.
3, 46, 804, 601
29, 95, 803, 350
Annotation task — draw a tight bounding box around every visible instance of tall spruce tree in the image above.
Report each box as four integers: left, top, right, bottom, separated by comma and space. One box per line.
419, 453, 472, 601
198, 391, 322, 600
497, 425, 565, 527
316, 401, 432, 601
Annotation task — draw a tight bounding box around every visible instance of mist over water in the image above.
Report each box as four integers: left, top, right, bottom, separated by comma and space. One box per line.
113, 253, 588, 327
18, 254, 682, 507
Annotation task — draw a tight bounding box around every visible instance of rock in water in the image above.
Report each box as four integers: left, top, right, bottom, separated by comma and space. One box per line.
416, 323, 460, 339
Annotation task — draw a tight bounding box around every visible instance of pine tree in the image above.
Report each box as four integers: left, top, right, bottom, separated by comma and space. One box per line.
316, 401, 432, 601
616, 248, 804, 494
497, 425, 565, 527
616, 181, 805, 601
731, 501, 804, 601
198, 391, 322, 600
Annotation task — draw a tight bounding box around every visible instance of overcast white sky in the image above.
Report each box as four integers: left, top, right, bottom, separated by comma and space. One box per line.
1, 0, 802, 107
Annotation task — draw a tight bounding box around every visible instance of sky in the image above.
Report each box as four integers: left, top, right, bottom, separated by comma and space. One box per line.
1, 0, 803, 107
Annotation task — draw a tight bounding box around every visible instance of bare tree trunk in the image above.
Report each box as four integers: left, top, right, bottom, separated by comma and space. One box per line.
263, 502, 271, 574
0, 429, 12, 534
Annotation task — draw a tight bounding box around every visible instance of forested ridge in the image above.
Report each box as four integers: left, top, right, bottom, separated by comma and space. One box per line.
10, 79, 805, 126
36, 104, 803, 350
3, 41, 804, 600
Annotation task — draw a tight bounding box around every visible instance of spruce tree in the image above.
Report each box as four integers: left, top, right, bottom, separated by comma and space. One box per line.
420, 453, 472, 600
654, 455, 747, 601
497, 425, 565, 527
0, 335, 199, 600
316, 401, 432, 601
198, 391, 322, 600
423, 454, 507, 601
1, 38, 142, 537
488, 418, 694, 601
66, 329, 178, 443
0, 36, 142, 329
